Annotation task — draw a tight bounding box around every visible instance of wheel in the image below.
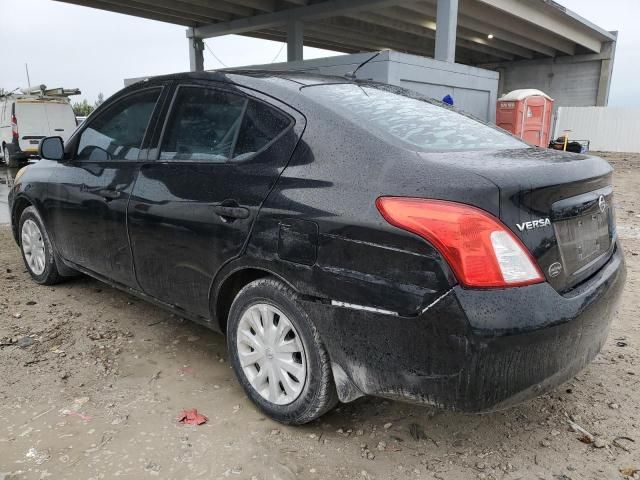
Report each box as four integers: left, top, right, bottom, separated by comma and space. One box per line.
19, 206, 63, 285
3, 145, 21, 168
227, 278, 338, 425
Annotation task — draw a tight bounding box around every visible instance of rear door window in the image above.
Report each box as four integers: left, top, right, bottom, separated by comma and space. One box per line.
302, 83, 526, 152
233, 99, 293, 160
76, 88, 161, 161
160, 85, 292, 162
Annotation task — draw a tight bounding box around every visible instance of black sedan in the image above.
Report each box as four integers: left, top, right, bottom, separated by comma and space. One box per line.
9, 71, 626, 424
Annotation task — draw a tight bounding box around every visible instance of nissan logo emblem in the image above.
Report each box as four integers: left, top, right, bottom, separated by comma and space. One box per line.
598, 195, 607, 213
548, 262, 563, 278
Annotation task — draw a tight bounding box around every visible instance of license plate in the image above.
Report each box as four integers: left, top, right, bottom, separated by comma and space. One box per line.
554, 211, 611, 274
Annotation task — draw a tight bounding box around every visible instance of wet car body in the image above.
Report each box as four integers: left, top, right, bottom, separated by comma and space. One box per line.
9, 71, 626, 413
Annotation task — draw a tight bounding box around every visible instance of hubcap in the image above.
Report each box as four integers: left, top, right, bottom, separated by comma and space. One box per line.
21, 219, 46, 275
236, 303, 307, 405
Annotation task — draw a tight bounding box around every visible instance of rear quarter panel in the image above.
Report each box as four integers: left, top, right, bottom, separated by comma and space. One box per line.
239, 102, 500, 316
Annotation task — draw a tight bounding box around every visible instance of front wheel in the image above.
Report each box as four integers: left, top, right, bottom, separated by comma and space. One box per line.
227, 278, 338, 425
19, 206, 63, 285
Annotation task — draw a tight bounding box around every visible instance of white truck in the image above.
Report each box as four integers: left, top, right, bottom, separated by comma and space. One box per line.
0, 86, 80, 167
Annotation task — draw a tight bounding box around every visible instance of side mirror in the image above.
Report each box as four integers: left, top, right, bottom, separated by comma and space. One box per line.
39, 136, 65, 161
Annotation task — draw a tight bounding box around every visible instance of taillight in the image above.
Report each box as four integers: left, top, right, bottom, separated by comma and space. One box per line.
376, 197, 544, 288
11, 113, 18, 140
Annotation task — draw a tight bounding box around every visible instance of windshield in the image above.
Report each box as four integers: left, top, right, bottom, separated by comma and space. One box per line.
302, 83, 526, 152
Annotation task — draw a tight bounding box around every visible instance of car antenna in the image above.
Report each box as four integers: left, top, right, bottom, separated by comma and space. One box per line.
344, 50, 385, 81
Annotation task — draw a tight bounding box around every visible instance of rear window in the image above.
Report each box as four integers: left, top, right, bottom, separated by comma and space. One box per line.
302, 83, 526, 152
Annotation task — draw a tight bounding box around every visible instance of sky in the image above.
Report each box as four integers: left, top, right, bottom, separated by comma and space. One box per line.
1, 0, 638, 106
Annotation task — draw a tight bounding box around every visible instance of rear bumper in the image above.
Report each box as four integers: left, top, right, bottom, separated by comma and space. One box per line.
305, 242, 626, 411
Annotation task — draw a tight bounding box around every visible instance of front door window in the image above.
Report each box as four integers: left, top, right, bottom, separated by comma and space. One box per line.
77, 88, 161, 161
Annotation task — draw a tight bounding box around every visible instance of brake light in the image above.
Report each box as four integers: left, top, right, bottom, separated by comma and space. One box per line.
376, 197, 544, 288
11, 113, 18, 140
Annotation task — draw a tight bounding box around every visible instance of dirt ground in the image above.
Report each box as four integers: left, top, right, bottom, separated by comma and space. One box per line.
0, 152, 638, 480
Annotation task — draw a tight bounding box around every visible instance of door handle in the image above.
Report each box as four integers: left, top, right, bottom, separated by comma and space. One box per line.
212, 201, 250, 222
100, 189, 121, 201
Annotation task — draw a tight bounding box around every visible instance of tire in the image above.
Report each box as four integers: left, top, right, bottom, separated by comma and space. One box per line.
18, 206, 63, 285
4, 145, 21, 168
227, 278, 338, 425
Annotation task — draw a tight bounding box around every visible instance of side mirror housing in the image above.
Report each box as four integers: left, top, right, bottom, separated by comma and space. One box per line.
39, 136, 65, 161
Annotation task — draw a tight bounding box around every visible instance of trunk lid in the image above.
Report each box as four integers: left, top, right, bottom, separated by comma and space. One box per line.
420, 148, 616, 292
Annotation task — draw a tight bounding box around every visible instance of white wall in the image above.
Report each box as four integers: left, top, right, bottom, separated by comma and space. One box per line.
235, 51, 500, 122
554, 107, 640, 153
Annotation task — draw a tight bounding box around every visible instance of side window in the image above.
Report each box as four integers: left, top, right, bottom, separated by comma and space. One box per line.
160, 87, 247, 162
76, 88, 161, 161
233, 100, 292, 160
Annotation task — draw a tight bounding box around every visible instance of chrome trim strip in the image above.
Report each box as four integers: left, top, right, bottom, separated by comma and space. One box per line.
330, 300, 398, 317
420, 289, 453, 314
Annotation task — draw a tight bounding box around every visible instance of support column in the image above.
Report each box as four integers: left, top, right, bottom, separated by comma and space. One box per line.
596, 37, 616, 106
434, 0, 459, 63
186, 27, 205, 72
287, 20, 304, 62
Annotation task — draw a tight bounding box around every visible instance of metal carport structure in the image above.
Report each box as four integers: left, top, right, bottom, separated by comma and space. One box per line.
54, 0, 617, 106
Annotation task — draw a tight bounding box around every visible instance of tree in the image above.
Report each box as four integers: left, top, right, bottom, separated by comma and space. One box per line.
72, 99, 94, 117
94, 92, 105, 108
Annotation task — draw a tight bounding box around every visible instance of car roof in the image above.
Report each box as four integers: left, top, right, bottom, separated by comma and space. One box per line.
137, 69, 354, 92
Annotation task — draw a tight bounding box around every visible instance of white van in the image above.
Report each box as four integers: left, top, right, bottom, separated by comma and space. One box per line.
1, 92, 78, 167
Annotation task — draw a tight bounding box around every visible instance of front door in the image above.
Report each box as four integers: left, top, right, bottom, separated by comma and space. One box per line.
46, 86, 165, 288
128, 83, 302, 318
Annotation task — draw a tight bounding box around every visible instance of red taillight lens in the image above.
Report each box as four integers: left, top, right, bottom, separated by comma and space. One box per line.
11, 114, 18, 140
376, 197, 544, 288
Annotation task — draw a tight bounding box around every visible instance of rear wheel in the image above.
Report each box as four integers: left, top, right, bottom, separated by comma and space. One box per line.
227, 278, 338, 424
19, 206, 63, 285
3, 145, 21, 168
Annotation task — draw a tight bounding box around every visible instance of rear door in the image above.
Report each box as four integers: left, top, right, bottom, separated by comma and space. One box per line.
15, 101, 50, 155
14, 100, 77, 153
43, 101, 78, 141
128, 81, 303, 318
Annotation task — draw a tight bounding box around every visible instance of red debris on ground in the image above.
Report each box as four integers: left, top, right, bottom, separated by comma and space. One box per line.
177, 409, 208, 426
178, 366, 196, 376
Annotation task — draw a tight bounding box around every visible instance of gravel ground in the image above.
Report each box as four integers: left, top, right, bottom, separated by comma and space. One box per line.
0, 152, 638, 480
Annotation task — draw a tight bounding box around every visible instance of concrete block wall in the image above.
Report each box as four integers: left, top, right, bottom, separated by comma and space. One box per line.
499, 59, 602, 107
493, 39, 616, 109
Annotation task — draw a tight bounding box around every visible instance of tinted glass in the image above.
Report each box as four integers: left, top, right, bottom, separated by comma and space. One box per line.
77, 88, 160, 161
160, 87, 247, 162
234, 100, 292, 160
303, 84, 526, 152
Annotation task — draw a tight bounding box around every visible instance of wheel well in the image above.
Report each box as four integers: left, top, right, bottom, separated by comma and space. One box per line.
215, 268, 271, 334
11, 197, 33, 242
